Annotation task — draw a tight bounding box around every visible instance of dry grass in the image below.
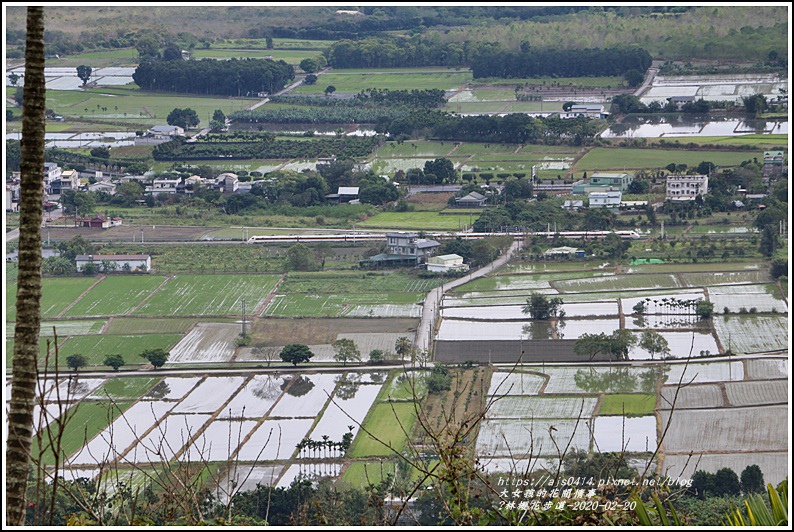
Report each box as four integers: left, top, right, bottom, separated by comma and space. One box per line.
249, 317, 417, 346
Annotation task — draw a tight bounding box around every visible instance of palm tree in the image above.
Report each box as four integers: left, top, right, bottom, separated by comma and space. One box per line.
6, 6, 46, 526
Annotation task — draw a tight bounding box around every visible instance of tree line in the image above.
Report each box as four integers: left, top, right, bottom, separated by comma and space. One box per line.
132, 57, 294, 96
271, 88, 447, 108
151, 136, 379, 161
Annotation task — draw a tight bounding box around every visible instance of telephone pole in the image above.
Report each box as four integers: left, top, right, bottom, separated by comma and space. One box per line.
241, 298, 247, 337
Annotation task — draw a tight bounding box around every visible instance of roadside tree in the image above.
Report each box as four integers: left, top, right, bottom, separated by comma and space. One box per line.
66, 354, 87, 372
76, 65, 92, 86
280, 344, 314, 366
332, 338, 361, 366
639, 330, 670, 360
103, 354, 125, 371
140, 348, 169, 369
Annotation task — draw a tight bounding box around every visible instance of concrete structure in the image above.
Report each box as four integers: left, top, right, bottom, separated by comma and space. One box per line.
148, 125, 184, 137
74, 213, 110, 228
75, 254, 151, 272
666, 174, 708, 201
763, 151, 784, 182
589, 172, 633, 191
220, 173, 239, 194
533, 180, 573, 195
560, 104, 608, 119
589, 189, 622, 209
562, 199, 584, 211
87, 181, 117, 195
426, 254, 468, 273
364, 232, 441, 268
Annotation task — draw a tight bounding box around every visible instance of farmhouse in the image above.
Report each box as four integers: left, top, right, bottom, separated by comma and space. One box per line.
573, 172, 633, 194
762, 150, 784, 182
666, 174, 708, 201
426, 254, 469, 273
148, 125, 184, 137
560, 104, 608, 119
588, 189, 622, 210
455, 191, 487, 208
325, 186, 360, 203
543, 246, 585, 259
74, 213, 110, 228
363, 232, 441, 268
75, 254, 151, 272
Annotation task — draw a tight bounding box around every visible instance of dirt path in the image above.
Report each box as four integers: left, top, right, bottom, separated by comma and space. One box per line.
128, 275, 173, 315
254, 274, 285, 316
55, 275, 107, 318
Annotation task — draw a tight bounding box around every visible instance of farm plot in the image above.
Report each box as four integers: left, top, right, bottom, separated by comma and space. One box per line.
724, 380, 787, 407
235, 418, 315, 461
6, 278, 98, 321
662, 451, 788, 488
104, 318, 197, 335
543, 366, 664, 395
134, 274, 280, 316
554, 274, 682, 293
214, 465, 284, 504
281, 272, 443, 293
41, 378, 106, 404
181, 419, 258, 463
487, 396, 598, 419
592, 416, 657, 453
28, 320, 106, 337
262, 293, 423, 318
63, 276, 167, 317
745, 358, 788, 380
291, 69, 471, 94
565, 288, 705, 304
332, 333, 405, 359
598, 394, 656, 416
339, 461, 396, 489
356, 211, 473, 231
171, 376, 247, 414
626, 314, 705, 330
52, 333, 182, 367
556, 318, 622, 338
375, 141, 456, 157
659, 384, 724, 410
143, 377, 202, 401
477, 418, 592, 458
278, 463, 343, 488
268, 373, 338, 418
309, 382, 383, 443
628, 331, 720, 360
680, 270, 770, 287
488, 372, 546, 397
663, 361, 744, 385
714, 315, 788, 353
453, 272, 596, 292
573, 148, 757, 173
659, 405, 787, 453
340, 303, 422, 318
442, 289, 560, 307
87, 377, 161, 401
478, 456, 567, 476
124, 414, 212, 464
168, 322, 239, 364
708, 284, 788, 313
217, 375, 284, 419
65, 400, 174, 466
620, 291, 705, 313
348, 401, 418, 458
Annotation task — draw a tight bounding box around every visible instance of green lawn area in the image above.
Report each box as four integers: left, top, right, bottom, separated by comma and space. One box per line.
574, 148, 760, 172
348, 401, 419, 458
103, 318, 198, 335
6, 278, 98, 321
598, 394, 656, 416
5, 336, 63, 368
63, 275, 168, 317
375, 141, 458, 158
648, 134, 787, 148
290, 70, 471, 94
357, 211, 474, 231
338, 461, 396, 488
134, 274, 281, 316
52, 333, 182, 368
33, 400, 131, 466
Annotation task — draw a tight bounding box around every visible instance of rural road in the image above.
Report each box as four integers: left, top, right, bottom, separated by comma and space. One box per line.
246, 67, 332, 111
634, 67, 658, 98
415, 238, 521, 354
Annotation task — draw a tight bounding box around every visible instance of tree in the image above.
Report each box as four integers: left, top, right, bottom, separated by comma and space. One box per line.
395, 337, 413, 359
522, 293, 564, 320
8, 71, 20, 86
713, 467, 741, 497
280, 344, 314, 366
368, 349, 385, 365
66, 354, 87, 371
623, 68, 644, 88
427, 364, 452, 394
76, 65, 92, 86
42, 256, 75, 276
166, 108, 200, 129
332, 338, 361, 366
162, 43, 182, 61
695, 300, 714, 320
324, 85, 336, 96
103, 354, 125, 371
639, 329, 670, 360
140, 348, 169, 369
285, 243, 316, 271
299, 58, 318, 73
575, 330, 637, 361
7, 7, 45, 525
136, 35, 160, 60
304, 74, 318, 85
562, 101, 575, 112
740, 465, 764, 494
212, 109, 226, 123
759, 225, 779, 257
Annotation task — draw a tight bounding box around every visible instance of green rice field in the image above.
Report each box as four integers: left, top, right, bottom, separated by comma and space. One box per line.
598, 394, 656, 416
290, 70, 471, 94
134, 274, 281, 316
6, 278, 99, 321
89, 377, 162, 401
279, 272, 443, 294
103, 318, 198, 335
574, 148, 761, 172
53, 334, 182, 367
261, 292, 423, 318
357, 211, 475, 231
63, 275, 168, 317
348, 401, 418, 458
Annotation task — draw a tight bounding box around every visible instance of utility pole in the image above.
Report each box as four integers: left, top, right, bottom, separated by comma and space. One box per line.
241, 298, 247, 337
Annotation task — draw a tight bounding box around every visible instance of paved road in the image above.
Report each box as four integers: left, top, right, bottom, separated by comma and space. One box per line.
634, 67, 658, 98
415, 239, 521, 353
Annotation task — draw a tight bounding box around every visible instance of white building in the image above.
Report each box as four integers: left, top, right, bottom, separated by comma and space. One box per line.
560, 104, 608, 119
666, 175, 708, 201
426, 254, 468, 273
219, 172, 239, 193
588, 189, 622, 209
75, 254, 151, 272
148, 125, 184, 137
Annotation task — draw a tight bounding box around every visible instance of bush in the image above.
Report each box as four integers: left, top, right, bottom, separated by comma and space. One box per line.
427, 364, 452, 394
